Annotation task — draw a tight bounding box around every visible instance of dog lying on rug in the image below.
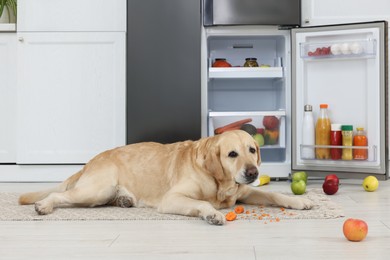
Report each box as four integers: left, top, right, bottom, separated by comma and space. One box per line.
19, 130, 313, 225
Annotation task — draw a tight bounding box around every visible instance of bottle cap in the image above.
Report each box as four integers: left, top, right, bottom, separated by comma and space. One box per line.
356, 127, 365, 131
341, 125, 353, 131
331, 124, 342, 131
304, 105, 312, 111
319, 104, 328, 108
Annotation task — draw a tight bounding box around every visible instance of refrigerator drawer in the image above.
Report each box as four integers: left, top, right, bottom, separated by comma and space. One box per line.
208, 111, 286, 148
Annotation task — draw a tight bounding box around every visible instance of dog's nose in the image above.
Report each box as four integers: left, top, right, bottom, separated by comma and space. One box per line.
245, 165, 259, 179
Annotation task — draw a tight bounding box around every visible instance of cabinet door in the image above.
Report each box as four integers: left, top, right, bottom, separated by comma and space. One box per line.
0, 34, 17, 163
17, 0, 126, 32
17, 32, 126, 164
302, 0, 390, 26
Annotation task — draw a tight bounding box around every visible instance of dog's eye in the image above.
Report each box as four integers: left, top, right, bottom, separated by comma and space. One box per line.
249, 147, 256, 154
228, 151, 238, 158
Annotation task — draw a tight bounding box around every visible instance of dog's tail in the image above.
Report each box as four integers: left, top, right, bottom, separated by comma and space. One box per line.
18, 170, 83, 205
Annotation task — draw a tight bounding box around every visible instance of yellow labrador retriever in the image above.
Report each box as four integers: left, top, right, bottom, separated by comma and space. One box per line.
19, 130, 313, 225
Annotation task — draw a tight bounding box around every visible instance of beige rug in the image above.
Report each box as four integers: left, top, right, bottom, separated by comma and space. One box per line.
0, 189, 344, 221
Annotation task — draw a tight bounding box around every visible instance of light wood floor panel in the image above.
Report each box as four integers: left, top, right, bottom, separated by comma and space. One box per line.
0, 179, 389, 259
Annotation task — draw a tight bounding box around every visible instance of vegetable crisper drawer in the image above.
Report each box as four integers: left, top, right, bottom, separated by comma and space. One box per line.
208, 111, 286, 149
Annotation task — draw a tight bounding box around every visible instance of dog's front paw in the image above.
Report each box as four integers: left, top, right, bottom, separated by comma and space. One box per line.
35, 201, 53, 215
291, 197, 314, 210
203, 211, 226, 225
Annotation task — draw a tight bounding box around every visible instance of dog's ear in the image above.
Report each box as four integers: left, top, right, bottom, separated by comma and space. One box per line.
254, 140, 261, 166
203, 145, 225, 182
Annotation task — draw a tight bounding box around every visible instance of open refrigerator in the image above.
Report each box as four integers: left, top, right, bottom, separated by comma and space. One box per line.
201, 21, 388, 179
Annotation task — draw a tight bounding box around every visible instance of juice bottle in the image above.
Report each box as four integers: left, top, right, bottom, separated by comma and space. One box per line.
353, 127, 368, 160
330, 124, 342, 160
341, 125, 353, 160
315, 104, 331, 159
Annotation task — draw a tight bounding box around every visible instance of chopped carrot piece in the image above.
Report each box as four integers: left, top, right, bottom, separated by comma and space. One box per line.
245, 210, 250, 214
225, 211, 237, 221
234, 205, 245, 214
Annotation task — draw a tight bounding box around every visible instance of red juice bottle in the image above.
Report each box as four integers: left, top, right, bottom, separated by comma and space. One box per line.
330, 124, 342, 160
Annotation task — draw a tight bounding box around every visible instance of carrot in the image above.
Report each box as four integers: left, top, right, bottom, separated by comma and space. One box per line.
214, 126, 241, 135
225, 211, 237, 221
234, 205, 245, 214
214, 118, 253, 135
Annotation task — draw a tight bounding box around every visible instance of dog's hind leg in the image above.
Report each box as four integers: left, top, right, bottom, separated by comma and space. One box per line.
34, 185, 117, 215
109, 186, 137, 208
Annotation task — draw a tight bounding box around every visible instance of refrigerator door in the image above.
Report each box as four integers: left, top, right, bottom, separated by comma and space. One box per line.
291, 21, 388, 176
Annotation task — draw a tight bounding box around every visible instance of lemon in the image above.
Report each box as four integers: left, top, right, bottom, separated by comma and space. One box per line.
363, 176, 379, 192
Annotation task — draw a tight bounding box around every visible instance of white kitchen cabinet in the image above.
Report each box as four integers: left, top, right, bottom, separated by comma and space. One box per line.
16, 32, 126, 164
17, 0, 126, 32
302, 0, 390, 26
12, 0, 127, 164
0, 33, 17, 163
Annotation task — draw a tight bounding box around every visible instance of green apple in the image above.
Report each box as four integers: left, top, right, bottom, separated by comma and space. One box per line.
291, 180, 306, 195
253, 133, 264, 147
292, 171, 308, 183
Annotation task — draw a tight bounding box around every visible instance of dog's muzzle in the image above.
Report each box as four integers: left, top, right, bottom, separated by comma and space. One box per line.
243, 165, 259, 184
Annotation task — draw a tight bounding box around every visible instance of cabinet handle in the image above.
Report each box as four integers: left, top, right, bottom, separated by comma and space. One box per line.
18, 37, 24, 42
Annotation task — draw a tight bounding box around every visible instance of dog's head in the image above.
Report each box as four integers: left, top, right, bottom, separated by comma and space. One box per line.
203, 130, 261, 185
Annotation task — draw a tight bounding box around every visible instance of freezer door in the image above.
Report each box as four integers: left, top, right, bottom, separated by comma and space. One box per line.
291, 21, 388, 175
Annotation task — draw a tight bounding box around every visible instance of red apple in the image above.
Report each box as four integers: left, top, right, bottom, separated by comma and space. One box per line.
325, 174, 339, 185
256, 128, 265, 135
343, 218, 368, 242
263, 116, 279, 130
322, 179, 339, 195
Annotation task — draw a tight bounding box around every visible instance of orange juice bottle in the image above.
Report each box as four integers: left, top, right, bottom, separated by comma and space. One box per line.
315, 104, 331, 159
353, 127, 368, 160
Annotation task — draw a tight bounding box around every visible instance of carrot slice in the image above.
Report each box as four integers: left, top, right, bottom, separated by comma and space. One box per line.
225, 211, 237, 221
234, 205, 245, 214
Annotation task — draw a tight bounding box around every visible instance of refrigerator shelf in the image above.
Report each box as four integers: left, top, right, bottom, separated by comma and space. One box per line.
208, 67, 283, 78
300, 39, 377, 60
299, 144, 377, 162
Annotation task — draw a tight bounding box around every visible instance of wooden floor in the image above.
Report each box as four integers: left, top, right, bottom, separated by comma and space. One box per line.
1, 179, 390, 260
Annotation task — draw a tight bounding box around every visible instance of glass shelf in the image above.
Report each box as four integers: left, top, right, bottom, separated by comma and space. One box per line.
208, 67, 283, 78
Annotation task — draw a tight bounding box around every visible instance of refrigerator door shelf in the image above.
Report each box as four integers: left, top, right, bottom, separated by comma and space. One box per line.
300, 39, 377, 60
300, 144, 377, 162
208, 111, 286, 149
209, 67, 283, 78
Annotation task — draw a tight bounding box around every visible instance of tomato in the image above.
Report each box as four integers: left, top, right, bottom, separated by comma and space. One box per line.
212, 59, 232, 67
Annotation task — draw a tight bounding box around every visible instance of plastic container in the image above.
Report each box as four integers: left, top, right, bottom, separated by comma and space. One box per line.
353, 127, 368, 160
301, 105, 315, 159
342, 125, 353, 160
315, 104, 331, 159
330, 124, 342, 160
